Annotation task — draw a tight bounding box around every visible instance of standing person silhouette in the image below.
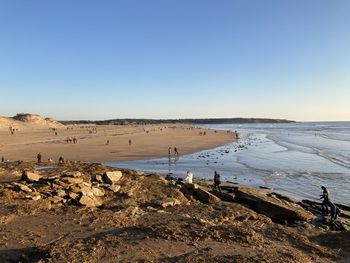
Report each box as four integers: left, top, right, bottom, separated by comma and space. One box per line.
213, 171, 222, 192
168, 147, 172, 157
320, 186, 331, 215
174, 147, 179, 159
37, 152, 42, 163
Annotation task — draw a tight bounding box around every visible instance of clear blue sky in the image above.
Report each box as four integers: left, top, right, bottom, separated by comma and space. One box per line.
0, 0, 349, 121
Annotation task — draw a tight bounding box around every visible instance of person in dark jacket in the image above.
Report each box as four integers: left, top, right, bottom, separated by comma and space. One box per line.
37, 152, 42, 163
213, 171, 222, 192
320, 186, 332, 215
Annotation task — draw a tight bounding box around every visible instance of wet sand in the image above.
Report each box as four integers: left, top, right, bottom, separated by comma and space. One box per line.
0, 124, 235, 162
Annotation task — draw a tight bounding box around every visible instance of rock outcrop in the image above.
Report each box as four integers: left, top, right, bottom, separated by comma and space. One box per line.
181, 183, 220, 204
21, 171, 42, 183
4, 166, 125, 208
103, 171, 123, 185
210, 189, 235, 202
234, 186, 314, 222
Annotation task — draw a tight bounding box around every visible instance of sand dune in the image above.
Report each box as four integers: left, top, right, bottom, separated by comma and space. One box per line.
0, 113, 64, 131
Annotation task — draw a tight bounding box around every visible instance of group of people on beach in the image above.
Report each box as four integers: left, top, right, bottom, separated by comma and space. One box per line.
36, 152, 65, 164
184, 170, 340, 223
168, 147, 179, 159
184, 170, 222, 192
66, 137, 78, 144
8, 126, 18, 135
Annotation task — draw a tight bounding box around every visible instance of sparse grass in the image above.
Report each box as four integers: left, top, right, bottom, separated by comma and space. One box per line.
342, 210, 350, 216
193, 180, 210, 188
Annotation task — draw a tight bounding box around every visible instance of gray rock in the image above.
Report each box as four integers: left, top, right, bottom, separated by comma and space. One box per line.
13, 183, 33, 193
32, 195, 42, 201
80, 186, 94, 197
103, 171, 123, 185
92, 187, 105, 197
21, 171, 42, 183
109, 185, 121, 193
94, 174, 104, 183
79, 195, 103, 208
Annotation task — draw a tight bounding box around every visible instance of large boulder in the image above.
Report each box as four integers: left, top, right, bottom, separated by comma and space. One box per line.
210, 189, 235, 202
196, 188, 221, 204
180, 183, 220, 204
79, 186, 94, 197
234, 186, 314, 222
103, 171, 123, 185
21, 171, 41, 183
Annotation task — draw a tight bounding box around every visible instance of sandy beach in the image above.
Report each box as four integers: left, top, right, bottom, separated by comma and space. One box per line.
0, 124, 235, 163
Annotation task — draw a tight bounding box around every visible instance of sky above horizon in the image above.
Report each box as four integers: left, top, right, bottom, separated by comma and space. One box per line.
0, 0, 349, 121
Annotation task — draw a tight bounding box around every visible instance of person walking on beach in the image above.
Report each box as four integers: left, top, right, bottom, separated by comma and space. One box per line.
37, 152, 42, 163
213, 171, 222, 192
1, 156, 4, 163
320, 186, 331, 215
174, 147, 179, 158
129, 139, 132, 146
106, 140, 109, 145
168, 147, 172, 157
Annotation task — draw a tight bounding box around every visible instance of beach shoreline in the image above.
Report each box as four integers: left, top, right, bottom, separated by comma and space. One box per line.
0, 124, 235, 163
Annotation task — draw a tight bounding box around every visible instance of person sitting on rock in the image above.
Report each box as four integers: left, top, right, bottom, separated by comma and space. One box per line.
320, 186, 331, 215
184, 171, 193, 184
213, 171, 222, 192
58, 156, 64, 164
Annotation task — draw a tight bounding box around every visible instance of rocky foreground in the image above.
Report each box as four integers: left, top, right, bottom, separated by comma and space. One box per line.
0, 162, 349, 263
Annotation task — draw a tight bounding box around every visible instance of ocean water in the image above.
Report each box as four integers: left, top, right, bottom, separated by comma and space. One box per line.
106, 122, 350, 206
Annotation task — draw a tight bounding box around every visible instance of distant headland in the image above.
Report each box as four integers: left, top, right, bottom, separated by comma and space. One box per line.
60, 118, 295, 125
